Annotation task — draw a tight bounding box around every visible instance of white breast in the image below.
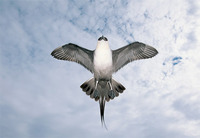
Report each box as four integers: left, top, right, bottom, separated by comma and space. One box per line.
93, 41, 112, 79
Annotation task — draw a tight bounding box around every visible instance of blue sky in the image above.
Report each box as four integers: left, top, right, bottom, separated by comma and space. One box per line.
0, 0, 200, 137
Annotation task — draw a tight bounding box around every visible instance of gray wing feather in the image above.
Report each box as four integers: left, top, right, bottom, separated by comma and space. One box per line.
51, 43, 94, 73
112, 42, 158, 72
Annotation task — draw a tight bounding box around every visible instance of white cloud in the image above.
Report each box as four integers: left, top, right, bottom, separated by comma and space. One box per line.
0, 0, 200, 138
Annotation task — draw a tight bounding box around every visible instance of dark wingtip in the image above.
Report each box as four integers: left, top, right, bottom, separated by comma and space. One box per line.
155, 49, 159, 55
50, 46, 65, 60
51, 50, 55, 57
51, 48, 59, 59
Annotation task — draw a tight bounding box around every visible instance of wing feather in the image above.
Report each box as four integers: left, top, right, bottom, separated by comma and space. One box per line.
112, 42, 158, 72
51, 43, 94, 73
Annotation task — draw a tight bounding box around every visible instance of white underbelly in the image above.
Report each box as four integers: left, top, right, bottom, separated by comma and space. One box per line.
93, 48, 112, 79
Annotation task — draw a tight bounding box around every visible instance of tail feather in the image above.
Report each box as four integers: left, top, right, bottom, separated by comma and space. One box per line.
80, 78, 96, 99
112, 79, 126, 93
99, 97, 107, 129
105, 79, 126, 102
80, 78, 126, 129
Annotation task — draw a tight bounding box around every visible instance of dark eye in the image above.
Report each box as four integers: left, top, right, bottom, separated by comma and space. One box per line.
98, 37, 103, 41
104, 37, 108, 41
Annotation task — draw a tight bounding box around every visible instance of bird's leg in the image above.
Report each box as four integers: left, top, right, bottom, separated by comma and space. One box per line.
93, 80, 99, 99
108, 81, 115, 99
95, 80, 99, 89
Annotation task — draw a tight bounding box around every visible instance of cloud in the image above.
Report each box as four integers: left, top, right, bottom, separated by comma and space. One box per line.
0, 0, 200, 138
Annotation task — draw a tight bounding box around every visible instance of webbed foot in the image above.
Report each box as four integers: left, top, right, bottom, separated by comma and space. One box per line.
93, 89, 100, 101
108, 90, 115, 99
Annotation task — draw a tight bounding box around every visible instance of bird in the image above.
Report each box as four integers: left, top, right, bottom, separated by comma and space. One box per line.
51, 36, 158, 128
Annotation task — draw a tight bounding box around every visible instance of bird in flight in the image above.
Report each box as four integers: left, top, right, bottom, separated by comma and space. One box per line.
51, 36, 158, 128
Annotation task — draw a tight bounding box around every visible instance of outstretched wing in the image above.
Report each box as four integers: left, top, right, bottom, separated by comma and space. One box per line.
51, 43, 94, 73
112, 42, 158, 72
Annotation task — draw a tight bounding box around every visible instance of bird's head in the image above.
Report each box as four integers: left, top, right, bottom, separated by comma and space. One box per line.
97, 36, 109, 47
98, 36, 108, 41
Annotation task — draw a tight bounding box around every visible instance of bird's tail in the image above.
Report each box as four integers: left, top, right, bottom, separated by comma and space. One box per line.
80, 78, 100, 101
99, 97, 107, 129
105, 79, 126, 102
80, 78, 125, 129
80, 78, 126, 101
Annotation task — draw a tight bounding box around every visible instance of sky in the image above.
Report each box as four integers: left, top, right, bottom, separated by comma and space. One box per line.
0, 0, 200, 137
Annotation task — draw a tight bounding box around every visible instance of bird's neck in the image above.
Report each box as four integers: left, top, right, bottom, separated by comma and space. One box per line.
96, 41, 110, 51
